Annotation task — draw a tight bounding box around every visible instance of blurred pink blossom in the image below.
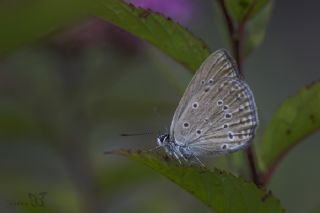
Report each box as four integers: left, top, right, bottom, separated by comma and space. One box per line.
127, 0, 195, 24
53, 19, 142, 54
53, 0, 196, 53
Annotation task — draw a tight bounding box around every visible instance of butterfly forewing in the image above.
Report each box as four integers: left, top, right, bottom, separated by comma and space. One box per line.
170, 50, 258, 155
170, 49, 240, 135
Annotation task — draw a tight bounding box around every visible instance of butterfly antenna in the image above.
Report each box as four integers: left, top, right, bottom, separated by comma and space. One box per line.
148, 145, 162, 152
120, 130, 154, 137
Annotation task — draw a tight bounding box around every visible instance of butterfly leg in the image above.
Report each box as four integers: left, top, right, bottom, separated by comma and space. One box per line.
178, 152, 188, 163
148, 145, 161, 152
173, 145, 190, 164
191, 155, 206, 168
173, 152, 182, 164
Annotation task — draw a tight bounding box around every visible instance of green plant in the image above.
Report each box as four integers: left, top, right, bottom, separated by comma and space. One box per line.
1, 0, 319, 212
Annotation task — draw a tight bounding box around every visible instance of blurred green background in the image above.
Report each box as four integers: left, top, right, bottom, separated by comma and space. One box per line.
0, 0, 319, 212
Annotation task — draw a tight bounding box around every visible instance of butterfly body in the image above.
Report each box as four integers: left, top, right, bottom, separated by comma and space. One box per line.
157, 134, 193, 159
156, 49, 258, 162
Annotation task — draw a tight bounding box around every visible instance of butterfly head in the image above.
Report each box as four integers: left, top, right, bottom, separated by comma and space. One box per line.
156, 134, 170, 147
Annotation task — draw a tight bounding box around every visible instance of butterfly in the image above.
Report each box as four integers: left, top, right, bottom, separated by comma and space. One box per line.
156, 49, 259, 164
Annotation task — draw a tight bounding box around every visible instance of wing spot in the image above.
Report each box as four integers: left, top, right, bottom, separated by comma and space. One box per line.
222, 144, 228, 150
196, 129, 202, 135
208, 79, 214, 84
217, 100, 223, 106
183, 122, 190, 128
201, 80, 205, 85
204, 87, 210, 92
225, 113, 232, 119
228, 131, 234, 141
223, 105, 229, 111
192, 102, 199, 109
223, 123, 229, 129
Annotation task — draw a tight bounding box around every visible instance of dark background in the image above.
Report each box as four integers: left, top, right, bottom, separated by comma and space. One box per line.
0, 0, 319, 212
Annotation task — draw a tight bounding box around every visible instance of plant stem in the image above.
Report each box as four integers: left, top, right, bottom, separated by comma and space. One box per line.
246, 146, 261, 186
217, 0, 262, 186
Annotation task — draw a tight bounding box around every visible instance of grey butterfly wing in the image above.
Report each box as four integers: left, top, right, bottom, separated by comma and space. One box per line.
170, 50, 258, 155
170, 49, 240, 135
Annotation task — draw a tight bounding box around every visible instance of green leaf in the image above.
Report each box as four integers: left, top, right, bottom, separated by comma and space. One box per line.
225, 0, 270, 22
1, 0, 210, 71
92, 0, 210, 71
108, 149, 284, 213
258, 81, 320, 172
0, 0, 88, 55
243, 1, 272, 56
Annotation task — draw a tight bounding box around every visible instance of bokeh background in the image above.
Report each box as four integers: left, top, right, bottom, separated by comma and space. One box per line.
0, 0, 320, 212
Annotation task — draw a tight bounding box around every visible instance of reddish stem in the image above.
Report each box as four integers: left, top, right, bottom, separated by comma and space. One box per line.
246, 146, 262, 186
217, 0, 262, 186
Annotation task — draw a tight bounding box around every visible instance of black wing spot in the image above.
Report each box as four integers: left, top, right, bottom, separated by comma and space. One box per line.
225, 113, 232, 119
192, 102, 199, 109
